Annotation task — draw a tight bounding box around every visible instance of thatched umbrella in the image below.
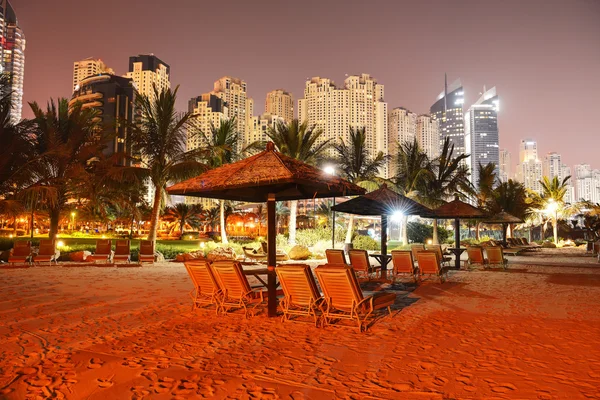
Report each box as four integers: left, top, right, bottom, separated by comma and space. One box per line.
331, 184, 435, 278
483, 211, 523, 244
167, 142, 365, 316
433, 194, 487, 269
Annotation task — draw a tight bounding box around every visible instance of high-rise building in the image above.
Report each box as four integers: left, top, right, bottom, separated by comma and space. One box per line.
1, 0, 25, 123
574, 164, 600, 203
465, 87, 500, 187
69, 74, 135, 166
247, 113, 284, 147
430, 76, 465, 161
516, 139, 543, 193
73, 58, 114, 93
298, 74, 388, 176
388, 107, 416, 175
499, 149, 511, 182
186, 94, 227, 152
265, 89, 293, 124
416, 114, 440, 160
543, 152, 575, 203
125, 54, 170, 101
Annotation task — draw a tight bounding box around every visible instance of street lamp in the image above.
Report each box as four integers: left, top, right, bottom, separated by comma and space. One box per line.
324, 165, 336, 248
70, 212, 76, 231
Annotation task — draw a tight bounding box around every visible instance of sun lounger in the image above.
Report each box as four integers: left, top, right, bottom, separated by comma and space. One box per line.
259, 242, 289, 261
138, 240, 155, 264
276, 264, 324, 326
466, 246, 488, 269
486, 246, 508, 270
390, 250, 418, 281
348, 249, 381, 280
184, 260, 222, 314
416, 250, 448, 283
113, 240, 131, 263
33, 239, 58, 266
242, 246, 267, 262
211, 260, 266, 318
410, 244, 425, 263
89, 239, 112, 263
315, 264, 396, 332
425, 244, 452, 266
8, 241, 32, 266
325, 249, 347, 265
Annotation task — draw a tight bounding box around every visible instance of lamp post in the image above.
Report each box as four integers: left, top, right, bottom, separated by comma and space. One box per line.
324, 166, 336, 248
71, 212, 76, 231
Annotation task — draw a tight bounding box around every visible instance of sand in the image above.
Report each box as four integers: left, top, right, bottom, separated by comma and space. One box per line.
1, 250, 600, 399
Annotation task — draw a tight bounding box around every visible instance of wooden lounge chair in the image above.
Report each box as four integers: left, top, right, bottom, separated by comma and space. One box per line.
348, 249, 381, 280
89, 239, 112, 263
8, 241, 32, 266
520, 237, 541, 250
184, 260, 222, 314
242, 246, 267, 262
113, 240, 131, 263
276, 264, 324, 326
410, 244, 425, 263
486, 246, 508, 270
34, 239, 58, 266
416, 250, 448, 283
390, 250, 418, 281
315, 264, 396, 332
325, 249, 347, 265
138, 240, 155, 264
211, 260, 265, 318
425, 244, 452, 266
259, 242, 289, 261
466, 246, 488, 269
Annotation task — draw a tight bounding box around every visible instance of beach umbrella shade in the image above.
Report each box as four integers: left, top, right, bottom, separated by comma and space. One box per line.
167, 142, 365, 316
331, 183, 435, 278
482, 211, 524, 244
433, 194, 487, 269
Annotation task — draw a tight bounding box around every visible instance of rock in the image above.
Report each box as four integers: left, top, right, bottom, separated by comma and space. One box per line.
155, 252, 165, 262
541, 241, 556, 248
288, 245, 311, 260
70, 251, 92, 262
206, 247, 237, 262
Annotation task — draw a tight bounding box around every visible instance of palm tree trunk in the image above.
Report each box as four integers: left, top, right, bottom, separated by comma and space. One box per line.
475, 222, 480, 241
553, 217, 558, 244
148, 186, 162, 244
289, 200, 298, 246
180, 219, 185, 240
220, 200, 228, 244
345, 214, 354, 244
432, 219, 439, 244
49, 208, 60, 240
129, 215, 135, 239
401, 215, 409, 245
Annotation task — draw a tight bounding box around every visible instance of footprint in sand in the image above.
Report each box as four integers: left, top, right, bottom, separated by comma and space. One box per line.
96, 378, 114, 388
88, 358, 104, 369
491, 383, 517, 393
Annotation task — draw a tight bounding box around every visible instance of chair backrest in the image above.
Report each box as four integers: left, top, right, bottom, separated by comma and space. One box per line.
184, 260, 220, 296
486, 246, 504, 264
139, 240, 154, 255
315, 264, 363, 312
115, 240, 130, 255
416, 250, 440, 275
425, 244, 444, 260
211, 260, 252, 300
95, 239, 111, 254
276, 264, 320, 307
260, 241, 268, 253
13, 241, 31, 256
325, 249, 347, 265
348, 249, 371, 273
411, 244, 425, 261
519, 237, 528, 245
38, 239, 55, 255
391, 250, 414, 274
467, 246, 485, 264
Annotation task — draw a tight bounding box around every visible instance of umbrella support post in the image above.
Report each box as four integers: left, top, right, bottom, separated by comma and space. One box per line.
267, 194, 277, 317
454, 218, 461, 270
381, 214, 388, 280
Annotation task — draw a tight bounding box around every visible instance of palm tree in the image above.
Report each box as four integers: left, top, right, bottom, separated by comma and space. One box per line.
201, 118, 241, 244
474, 162, 498, 239
532, 176, 572, 244
487, 179, 530, 240
333, 127, 386, 245
121, 85, 206, 244
265, 119, 330, 245
205, 206, 220, 232
426, 138, 474, 243
163, 203, 204, 239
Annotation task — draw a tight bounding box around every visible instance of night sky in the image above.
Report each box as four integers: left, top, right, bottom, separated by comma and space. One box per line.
12, 0, 600, 171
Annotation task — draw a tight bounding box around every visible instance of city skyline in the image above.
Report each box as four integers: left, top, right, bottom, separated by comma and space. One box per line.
10, 0, 600, 171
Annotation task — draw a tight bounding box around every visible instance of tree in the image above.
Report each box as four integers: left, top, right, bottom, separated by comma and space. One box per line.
163, 203, 204, 239
531, 176, 572, 244
333, 127, 386, 245
487, 179, 530, 241
265, 119, 330, 245
123, 85, 206, 244
474, 162, 498, 239
201, 118, 242, 244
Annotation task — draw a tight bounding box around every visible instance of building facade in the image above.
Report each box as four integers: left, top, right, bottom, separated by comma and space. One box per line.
499, 149, 511, 182
247, 113, 284, 148
516, 139, 543, 193
416, 114, 440, 160
186, 94, 227, 152
465, 87, 500, 188
543, 152, 575, 203
73, 58, 114, 93
125, 54, 170, 101
265, 89, 293, 123
430, 77, 465, 162
69, 74, 135, 166
574, 164, 600, 203
1, 0, 25, 123
388, 107, 417, 175
298, 74, 388, 176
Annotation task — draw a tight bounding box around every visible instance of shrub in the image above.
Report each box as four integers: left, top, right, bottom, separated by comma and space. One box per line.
407, 221, 450, 244
294, 227, 349, 247
352, 235, 380, 251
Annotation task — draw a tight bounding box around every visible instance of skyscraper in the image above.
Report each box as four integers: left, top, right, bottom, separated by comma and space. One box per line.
1, 0, 25, 123
247, 113, 284, 147
430, 76, 465, 161
73, 58, 114, 92
416, 114, 440, 160
499, 149, 511, 182
516, 139, 543, 193
543, 152, 575, 203
265, 89, 293, 123
465, 87, 500, 187
298, 74, 388, 176
388, 107, 416, 175
125, 54, 170, 100
574, 164, 600, 203
69, 74, 135, 165
186, 94, 227, 152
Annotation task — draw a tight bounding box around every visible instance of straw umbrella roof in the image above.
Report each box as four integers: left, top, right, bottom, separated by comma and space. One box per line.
433, 194, 487, 219
166, 142, 366, 202
483, 211, 523, 224
331, 184, 435, 217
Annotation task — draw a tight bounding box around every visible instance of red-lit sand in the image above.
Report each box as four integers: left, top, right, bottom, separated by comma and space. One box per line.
1, 249, 600, 399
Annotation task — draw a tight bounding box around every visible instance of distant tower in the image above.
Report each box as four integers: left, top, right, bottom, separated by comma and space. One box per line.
416, 114, 440, 160
125, 54, 170, 100
430, 76, 466, 162
516, 139, 543, 193
1, 0, 26, 123
73, 58, 114, 92
499, 149, 511, 182
387, 107, 417, 175
265, 89, 293, 123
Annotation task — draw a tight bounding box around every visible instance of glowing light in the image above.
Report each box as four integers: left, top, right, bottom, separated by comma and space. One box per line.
101, 235, 106, 239
323, 166, 335, 175
57, 241, 65, 248
427, 239, 433, 245
71, 212, 76, 217
187, 235, 193, 240
545, 199, 558, 215
9, 234, 13, 238
392, 211, 403, 222
200, 242, 206, 248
